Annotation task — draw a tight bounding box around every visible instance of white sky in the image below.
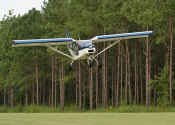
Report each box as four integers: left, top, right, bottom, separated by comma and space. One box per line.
0, 0, 48, 21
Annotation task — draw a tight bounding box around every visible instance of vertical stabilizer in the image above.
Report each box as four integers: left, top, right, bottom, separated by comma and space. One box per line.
66, 28, 69, 38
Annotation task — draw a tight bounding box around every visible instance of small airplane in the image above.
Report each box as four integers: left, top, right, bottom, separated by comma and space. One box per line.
12, 30, 153, 67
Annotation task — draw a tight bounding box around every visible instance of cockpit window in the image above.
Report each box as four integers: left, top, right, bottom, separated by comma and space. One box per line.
68, 43, 77, 51
77, 40, 92, 49
68, 42, 79, 55
68, 40, 93, 56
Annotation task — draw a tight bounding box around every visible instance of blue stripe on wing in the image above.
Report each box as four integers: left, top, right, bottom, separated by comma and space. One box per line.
13, 38, 74, 44
97, 31, 153, 39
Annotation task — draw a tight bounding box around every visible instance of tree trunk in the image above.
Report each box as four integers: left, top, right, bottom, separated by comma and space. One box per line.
126, 40, 132, 107
96, 63, 99, 109
148, 47, 151, 106
35, 47, 39, 106
145, 30, 149, 107
25, 89, 28, 106
79, 61, 82, 112
8, 91, 10, 106
40, 80, 42, 105
89, 67, 93, 110
141, 69, 143, 105
51, 55, 54, 107
102, 43, 106, 109
165, 52, 169, 67
125, 40, 128, 105
32, 80, 35, 105
135, 43, 138, 105
139, 53, 143, 105
54, 57, 57, 108
4, 88, 6, 107
120, 43, 123, 106
48, 79, 51, 107
137, 73, 139, 105
154, 53, 157, 106
116, 42, 120, 108
96, 44, 99, 109
169, 18, 173, 105
42, 77, 46, 105
112, 68, 114, 107
76, 66, 78, 108
83, 71, 86, 109
114, 68, 117, 106
11, 89, 13, 108
60, 63, 65, 111
105, 53, 108, 107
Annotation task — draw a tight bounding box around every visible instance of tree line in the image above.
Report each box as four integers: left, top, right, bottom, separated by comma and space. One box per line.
0, 0, 174, 111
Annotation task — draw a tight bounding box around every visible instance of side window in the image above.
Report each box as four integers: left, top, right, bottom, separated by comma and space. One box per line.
68, 43, 79, 55
68, 43, 74, 51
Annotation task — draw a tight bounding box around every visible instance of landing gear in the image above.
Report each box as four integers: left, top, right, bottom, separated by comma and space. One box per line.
87, 59, 94, 67
66, 60, 74, 71
66, 63, 72, 71
87, 57, 102, 68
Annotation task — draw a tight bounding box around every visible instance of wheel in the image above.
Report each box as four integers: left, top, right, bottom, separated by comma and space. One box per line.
66, 64, 72, 71
87, 59, 93, 68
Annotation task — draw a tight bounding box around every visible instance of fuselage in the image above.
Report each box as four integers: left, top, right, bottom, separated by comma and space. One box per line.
68, 40, 96, 60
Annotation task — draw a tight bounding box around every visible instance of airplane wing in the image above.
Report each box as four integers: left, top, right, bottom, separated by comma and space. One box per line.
12, 38, 76, 47
91, 31, 153, 42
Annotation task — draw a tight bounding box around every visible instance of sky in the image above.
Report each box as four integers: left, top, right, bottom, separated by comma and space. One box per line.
0, 0, 48, 21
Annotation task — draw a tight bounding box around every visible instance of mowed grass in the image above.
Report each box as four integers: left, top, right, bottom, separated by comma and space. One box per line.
0, 113, 175, 125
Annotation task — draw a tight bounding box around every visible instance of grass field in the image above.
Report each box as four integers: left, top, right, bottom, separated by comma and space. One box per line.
0, 113, 175, 125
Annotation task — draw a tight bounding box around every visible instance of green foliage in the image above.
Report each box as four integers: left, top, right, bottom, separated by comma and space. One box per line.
1, 105, 175, 113
150, 67, 173, 107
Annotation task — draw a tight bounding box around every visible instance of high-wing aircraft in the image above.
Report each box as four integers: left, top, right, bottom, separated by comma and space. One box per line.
12, 30, 153, 67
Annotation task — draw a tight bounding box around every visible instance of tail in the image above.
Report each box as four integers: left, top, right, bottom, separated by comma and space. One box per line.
66, 28, 69, 38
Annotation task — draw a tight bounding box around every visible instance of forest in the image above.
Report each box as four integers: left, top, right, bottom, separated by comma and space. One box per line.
0, 0, 175, 112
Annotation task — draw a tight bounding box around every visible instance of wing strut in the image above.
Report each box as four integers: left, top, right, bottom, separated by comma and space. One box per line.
45, 45, 74, 59
94, 39, 121, 58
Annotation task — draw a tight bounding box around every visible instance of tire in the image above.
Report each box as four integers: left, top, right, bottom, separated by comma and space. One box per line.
88, 59, 93, 68
66, 64, 72, 71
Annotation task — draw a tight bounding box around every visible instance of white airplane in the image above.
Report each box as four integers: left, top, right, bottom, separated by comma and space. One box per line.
12, 30, 153, 67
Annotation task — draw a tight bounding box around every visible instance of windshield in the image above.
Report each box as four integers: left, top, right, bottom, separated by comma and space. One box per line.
77, 40, 92, 48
